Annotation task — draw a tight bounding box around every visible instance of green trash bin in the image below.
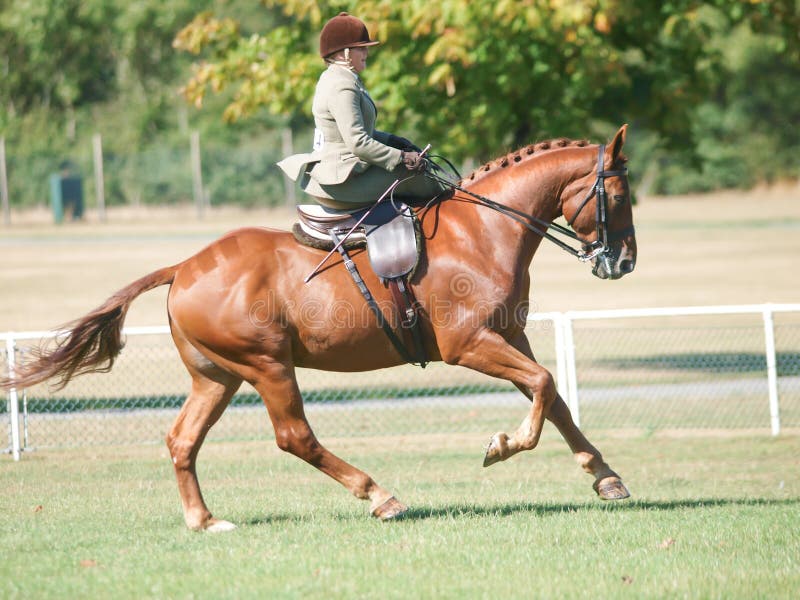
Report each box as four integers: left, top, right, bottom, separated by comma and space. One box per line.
49, 173, 64, 223
49, 170, 84, 223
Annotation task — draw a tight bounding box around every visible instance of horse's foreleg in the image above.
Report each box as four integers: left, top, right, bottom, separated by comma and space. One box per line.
509, 333, 630, 500
254, 363, 407, 520
166, 365, 242, 531
446, 329, 556, 466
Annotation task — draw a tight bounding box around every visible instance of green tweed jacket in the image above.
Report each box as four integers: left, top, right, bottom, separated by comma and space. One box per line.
277, 64, 403, 200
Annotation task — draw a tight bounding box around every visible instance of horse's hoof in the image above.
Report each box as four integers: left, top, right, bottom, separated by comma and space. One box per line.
593, 477, 630, 501
371, 496, 408, 521
483, 432, 510, 467
205, 518, 237, 533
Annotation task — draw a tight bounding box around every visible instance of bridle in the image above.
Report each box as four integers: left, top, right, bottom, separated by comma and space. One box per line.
565, 144, 633, 261
425, 144, 634, 263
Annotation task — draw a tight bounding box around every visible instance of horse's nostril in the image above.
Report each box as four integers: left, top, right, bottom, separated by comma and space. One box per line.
619, 259, 634, 274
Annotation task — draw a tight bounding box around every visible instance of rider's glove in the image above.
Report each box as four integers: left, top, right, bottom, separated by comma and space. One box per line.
401, 151, 428, 172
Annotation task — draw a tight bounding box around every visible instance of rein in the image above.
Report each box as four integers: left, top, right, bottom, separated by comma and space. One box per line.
426, 144, 633, 263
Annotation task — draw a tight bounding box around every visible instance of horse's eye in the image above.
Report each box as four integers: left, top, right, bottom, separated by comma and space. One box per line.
613, 194, 626, 204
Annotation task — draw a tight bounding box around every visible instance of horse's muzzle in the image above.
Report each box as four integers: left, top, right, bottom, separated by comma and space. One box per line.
591, 240, 636, 280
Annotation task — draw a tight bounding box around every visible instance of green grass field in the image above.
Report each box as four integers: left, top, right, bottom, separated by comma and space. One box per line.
2, 433, 799, 598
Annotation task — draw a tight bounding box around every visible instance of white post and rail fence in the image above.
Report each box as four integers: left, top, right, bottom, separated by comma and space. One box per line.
532, 303, 799, 434
3, 304, 799, 460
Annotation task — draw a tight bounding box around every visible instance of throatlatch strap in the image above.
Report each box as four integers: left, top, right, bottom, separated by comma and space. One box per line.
329, 232, 420, 366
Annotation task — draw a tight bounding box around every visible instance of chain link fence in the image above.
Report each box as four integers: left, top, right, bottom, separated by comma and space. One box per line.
571, 313, 799, 430
3, 305, 799, 456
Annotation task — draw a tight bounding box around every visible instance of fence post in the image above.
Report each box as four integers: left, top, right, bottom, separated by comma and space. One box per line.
762, 306, 780, 436
562, 315, 580, 427
6, 336, 21, 461
190, 130, 204, 219
92, 133, 106, 222
552, 313, 569, 404
0, 136, 9, 226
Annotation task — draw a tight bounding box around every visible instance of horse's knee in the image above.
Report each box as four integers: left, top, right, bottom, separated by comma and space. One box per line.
529, 370, 556, 404
166, 434, 196, 471
274, 429, 293, 453
275, 425, 321, 461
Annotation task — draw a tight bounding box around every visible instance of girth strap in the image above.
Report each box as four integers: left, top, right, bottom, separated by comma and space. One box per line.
387, 278, 428, 368
330, 232, 424, 367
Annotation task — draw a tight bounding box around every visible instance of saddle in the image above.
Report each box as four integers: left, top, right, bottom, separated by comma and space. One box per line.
294, 202, 427, 367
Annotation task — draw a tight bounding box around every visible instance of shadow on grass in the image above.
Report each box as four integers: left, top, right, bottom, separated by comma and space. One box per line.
243, 513, 314, 527
397, 496, 800, 521
238, 497, 800, 528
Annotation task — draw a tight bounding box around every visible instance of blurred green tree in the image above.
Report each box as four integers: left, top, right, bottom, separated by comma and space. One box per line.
1, 0, 798, 208
174, 0, 798, 166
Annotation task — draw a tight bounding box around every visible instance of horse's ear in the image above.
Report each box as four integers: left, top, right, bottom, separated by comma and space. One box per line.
606, 124, 627, 163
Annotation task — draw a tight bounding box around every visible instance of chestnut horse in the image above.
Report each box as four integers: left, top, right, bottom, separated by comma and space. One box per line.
3, 125, 636, 531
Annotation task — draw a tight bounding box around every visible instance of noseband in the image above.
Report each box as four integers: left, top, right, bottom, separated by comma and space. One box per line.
425, 144, 634, 263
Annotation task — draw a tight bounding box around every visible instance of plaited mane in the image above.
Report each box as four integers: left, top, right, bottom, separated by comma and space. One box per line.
462, 138, 591, 186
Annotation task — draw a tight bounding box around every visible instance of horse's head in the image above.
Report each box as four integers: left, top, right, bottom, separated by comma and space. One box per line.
560, 125, 637, 280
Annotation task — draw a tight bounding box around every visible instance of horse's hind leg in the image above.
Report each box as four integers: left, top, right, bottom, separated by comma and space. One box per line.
545, 394, 629, 499
508, 332, 629, 500
253, 361, 407, 520
166, 349, 242, 531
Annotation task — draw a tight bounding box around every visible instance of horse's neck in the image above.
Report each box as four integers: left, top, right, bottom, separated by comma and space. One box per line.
462, 153, 580, 265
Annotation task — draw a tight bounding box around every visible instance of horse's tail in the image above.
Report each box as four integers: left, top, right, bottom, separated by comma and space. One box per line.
1, 265, 178, 391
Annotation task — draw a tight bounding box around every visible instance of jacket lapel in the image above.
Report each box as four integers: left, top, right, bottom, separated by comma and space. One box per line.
358, 79, 378, 116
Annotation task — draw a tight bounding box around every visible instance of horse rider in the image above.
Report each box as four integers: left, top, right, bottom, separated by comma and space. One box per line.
277, 12, 447, 210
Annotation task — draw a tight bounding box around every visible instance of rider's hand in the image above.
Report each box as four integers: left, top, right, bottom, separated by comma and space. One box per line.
401, 151, 428, 172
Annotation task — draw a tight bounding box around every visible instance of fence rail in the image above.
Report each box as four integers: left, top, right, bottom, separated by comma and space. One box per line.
4, 304, 800, 460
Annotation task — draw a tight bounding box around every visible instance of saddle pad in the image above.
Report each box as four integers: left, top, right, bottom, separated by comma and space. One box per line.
291, 223, 365, 250
296, 205, 360, 236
